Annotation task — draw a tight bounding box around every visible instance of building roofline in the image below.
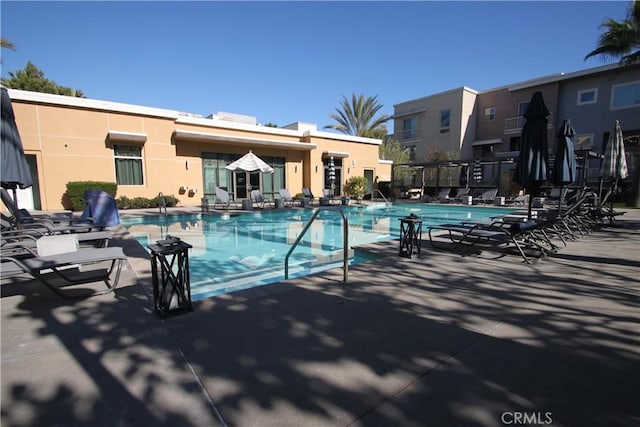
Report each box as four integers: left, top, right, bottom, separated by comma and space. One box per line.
393, 86, 478, 109
8, 88, 381, 145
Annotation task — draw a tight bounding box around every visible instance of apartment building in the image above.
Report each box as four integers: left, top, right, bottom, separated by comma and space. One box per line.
392, 63, 640, 195
7, 89, 392, 211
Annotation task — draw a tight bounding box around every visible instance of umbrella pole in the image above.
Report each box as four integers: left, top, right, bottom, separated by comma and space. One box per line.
558, 185, 563, 215
527, 186, 533, 220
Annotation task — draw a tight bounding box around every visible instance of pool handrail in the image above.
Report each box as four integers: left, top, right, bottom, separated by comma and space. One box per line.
373, 189, 392, 206
284, 206, 349, 283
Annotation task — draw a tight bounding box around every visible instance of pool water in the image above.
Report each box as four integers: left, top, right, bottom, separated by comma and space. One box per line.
120, 203, 514, 299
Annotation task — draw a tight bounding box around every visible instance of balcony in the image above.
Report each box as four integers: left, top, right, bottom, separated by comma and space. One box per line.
504, 113, 553, 134
395, 128, 420, 141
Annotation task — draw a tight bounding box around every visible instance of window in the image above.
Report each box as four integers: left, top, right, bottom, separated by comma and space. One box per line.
611, 81, 640, 110
577, 88, 597, 105
509, 136, 521, 152
202, 153, 285, 200
402, 117, 417, 139
517, 101, 529, 117
484, 107, 496, 121
403, 145, 416, 161
114, 145, 143, 185
440, 109, 450, 133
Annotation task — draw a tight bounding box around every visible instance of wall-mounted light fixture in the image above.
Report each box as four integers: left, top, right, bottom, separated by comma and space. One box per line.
295, 165, 298, 173
185, 160, 189, 170
315, 165, 318, 173
180, 185, 188, 192
352, 159, 356, 166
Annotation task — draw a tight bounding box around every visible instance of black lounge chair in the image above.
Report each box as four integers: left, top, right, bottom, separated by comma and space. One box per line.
427, 220, 549, 264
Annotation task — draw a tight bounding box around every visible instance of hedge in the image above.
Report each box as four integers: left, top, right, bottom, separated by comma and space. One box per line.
65, 181, 117, 211
116, 194, 179, 210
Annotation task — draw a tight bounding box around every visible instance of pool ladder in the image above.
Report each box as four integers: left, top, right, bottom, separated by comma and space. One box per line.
284, 206, 349, 283
158, 192, 167, 215
373, 189, 392, 206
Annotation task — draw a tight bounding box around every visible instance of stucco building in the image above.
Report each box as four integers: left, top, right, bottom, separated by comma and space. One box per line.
392, 63, 640, 195
6, 90, 392, 211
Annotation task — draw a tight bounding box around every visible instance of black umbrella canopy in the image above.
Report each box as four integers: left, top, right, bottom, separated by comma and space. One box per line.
513, 91, 550, 218
1, 88, 33, 210
550, 119, 577, 187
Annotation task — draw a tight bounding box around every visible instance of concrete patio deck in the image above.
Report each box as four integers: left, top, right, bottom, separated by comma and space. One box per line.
2, 208, 639, 427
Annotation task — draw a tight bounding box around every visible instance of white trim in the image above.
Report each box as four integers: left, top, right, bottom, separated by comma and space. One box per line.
8, 89, 182, 119
322, 151, 350, 158
172, 130, 316, 151
507, 63, 624, 92
306, 129, 382, 145
107, 131, 148, 143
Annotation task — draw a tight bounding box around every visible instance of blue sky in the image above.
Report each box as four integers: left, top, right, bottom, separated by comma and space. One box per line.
1, 1, 628, 130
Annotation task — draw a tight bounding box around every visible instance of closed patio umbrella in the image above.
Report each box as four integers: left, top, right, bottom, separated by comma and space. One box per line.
600, 120, 628, 211
459, 164, 469, 188
513, 91, 550, 219
328, 156, 336, 193
1, 87, 33, 210
551, 119, 577, 212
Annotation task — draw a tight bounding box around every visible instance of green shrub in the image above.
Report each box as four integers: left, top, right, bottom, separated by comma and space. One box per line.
64, 181, 117, 211
344, 176, 368, 198
116, 194, 179, 210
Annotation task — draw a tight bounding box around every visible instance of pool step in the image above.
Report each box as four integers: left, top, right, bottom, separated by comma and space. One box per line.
191, 249, 356, 299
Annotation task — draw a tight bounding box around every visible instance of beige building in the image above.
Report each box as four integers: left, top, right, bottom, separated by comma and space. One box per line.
7, 89, 391, 211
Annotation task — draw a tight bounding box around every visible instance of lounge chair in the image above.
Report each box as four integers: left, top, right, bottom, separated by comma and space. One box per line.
474, 188, 498, 204
450, 188, 470, 203
322, 189, 340, 205
1, 241, 126, 299
427, 220, 548, 264
302, 188, 319, 206
214, 187, 236, 210
438, 187, 452, 203
506, 194, 529, 207
1, 212, 100, 235
251, 190, 273, 209
2, 230, 113, 252
279, 189, 299, 207
1, 188, 101, 230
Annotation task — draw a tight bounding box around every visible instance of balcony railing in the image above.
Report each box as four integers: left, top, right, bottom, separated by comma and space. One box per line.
504, 113, 553, 134
395, 128, 420, 140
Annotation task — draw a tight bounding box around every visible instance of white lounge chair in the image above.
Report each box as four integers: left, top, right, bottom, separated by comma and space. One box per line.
279, 189, 298, 207
251, 190, 273, 209
214, 187, 236, 210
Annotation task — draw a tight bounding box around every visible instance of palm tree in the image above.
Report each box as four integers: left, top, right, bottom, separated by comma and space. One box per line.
1, 37, 16, 64
325, 94, 391, 137
585, 0, 640, 65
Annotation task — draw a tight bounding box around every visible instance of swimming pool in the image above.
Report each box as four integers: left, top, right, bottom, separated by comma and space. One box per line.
121, 203, 514, 299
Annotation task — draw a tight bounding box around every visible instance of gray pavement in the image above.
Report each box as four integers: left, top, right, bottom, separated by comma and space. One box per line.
2, 208, 639, 427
